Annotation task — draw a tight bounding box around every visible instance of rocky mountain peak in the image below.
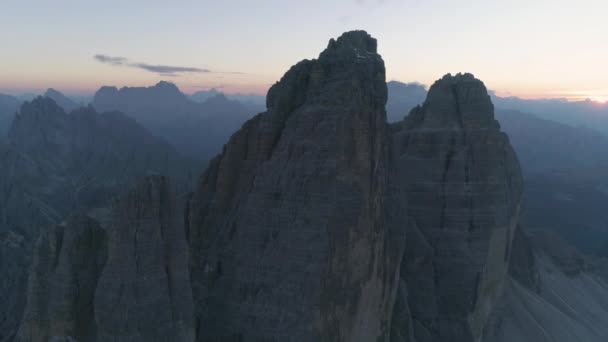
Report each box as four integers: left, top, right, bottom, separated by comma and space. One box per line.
8, 97, 70, 155
44, 88, 79, 111
153, 80, 182, 94
325, 30, 378, 54
267, 29, 386, 114
188, 30, 401, 341
408, 72, 499, 130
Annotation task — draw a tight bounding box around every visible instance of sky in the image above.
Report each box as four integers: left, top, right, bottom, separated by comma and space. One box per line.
1, 0, 607, 102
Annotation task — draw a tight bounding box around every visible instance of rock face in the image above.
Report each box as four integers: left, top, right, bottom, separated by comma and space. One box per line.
17, 216, 108, 342
94, 176, 194, 341
0, 98, 195, 341
16, 176, 194, 342
390, 73, 523, 341
187, 31, 406, 341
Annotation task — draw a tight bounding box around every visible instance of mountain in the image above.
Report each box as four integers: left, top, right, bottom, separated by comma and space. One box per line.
0, 97, 196, 341
191, 88, 266, 107
491, 93, 608, 135
93, 82, 258, 159
0, 94, 21, 139
386, 81, 426, 122
187, 30, 403, 341
43, 88, 79, 112
390, 73, 523, 341
190, 88, 222, 102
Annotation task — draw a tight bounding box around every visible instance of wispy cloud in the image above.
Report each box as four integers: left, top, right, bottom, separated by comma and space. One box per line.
93, 54, 237, 77
94, 54, 128, 66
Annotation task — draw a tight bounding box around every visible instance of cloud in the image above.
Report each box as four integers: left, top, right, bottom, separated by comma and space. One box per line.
94, 54, 128, 65
133, 63, 209, 74
93, 54, 223, 77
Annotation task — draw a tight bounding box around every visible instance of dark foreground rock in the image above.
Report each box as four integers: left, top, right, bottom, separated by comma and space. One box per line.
187, 30, 407, 341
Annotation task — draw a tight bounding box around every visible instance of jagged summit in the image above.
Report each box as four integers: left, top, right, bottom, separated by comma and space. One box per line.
267, 29, 386, 112
188, 31, 399, 341
324, 30, 378, 54
43, 88, 79, 111
406, 72, 499, 130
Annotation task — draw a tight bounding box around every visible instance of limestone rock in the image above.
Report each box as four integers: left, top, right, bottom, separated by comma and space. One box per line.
16, 216, 108, 342
188, 30, 406, 342
390, 73, 523, 342
94, 175, 194, 341
507, 225, 540, 292
16, 176, 194, 342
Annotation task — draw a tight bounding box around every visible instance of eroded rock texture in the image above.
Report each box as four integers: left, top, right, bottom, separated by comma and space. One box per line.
17, 216, 108, 342
390, 73, 523, 342
94, 175, 194, 342
187, 31, 406, 342
15, 176, 194, 342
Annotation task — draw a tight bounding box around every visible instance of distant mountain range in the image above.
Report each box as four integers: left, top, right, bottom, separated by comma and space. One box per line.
491, 92, 608, 134
191, 88, 266, 106
93, 81, 263, 160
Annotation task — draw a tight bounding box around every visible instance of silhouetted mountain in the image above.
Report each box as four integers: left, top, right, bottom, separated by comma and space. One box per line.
0, 93, 21, 139
386, 80, 426, 122
190, 88, 222, 102
0, 97, 196, 340
44, 88, 79, 112
93, 81, 258, 159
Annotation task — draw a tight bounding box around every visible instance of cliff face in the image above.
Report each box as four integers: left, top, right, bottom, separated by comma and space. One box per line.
93, 176, 194, 341
390, 73, 523, 341
15, 176, 194, 342
187, 31, 406, 341
16, 216, 108, 342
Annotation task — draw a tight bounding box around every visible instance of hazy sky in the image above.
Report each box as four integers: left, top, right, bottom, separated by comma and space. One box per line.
1, 0, 607, 101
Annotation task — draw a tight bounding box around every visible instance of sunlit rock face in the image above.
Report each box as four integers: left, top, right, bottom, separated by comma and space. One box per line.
187, 30, 407, 342
390, 73, 523, 342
